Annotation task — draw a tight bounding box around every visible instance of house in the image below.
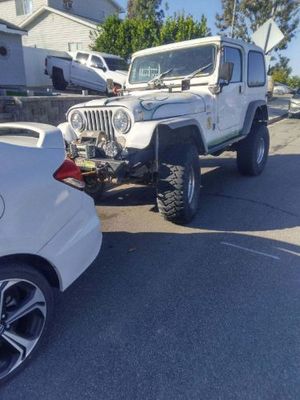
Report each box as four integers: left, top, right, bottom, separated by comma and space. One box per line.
0, 18, 27, 89
0, 0, 123, 51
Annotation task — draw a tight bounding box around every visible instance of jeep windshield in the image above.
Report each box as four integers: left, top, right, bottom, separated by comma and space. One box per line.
129, 44, 216, 84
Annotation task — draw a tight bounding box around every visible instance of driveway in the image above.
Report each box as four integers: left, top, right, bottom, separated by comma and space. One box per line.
1, 118, 300, 400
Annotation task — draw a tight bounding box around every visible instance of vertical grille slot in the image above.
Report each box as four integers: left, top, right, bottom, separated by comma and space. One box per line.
83, 109, 115, 141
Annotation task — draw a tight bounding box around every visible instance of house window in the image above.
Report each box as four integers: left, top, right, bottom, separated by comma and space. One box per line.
15, 0, 33, 16
68, 42, 83, 52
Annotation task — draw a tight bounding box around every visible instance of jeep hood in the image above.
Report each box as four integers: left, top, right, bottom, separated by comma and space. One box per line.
70, 92, 206, 120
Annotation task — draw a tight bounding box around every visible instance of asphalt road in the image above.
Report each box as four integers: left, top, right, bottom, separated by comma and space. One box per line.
2, 118, 300, 400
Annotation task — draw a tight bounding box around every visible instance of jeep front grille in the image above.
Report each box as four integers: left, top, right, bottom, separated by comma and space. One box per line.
83, 109, 115, 141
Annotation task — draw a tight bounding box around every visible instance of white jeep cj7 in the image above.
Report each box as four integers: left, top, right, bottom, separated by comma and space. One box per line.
60, 36, 269, 224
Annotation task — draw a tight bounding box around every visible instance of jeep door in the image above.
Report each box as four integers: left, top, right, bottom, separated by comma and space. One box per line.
216, 45, 246, 138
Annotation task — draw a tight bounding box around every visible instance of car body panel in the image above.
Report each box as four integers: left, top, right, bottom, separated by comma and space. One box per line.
0, 123, 102, 291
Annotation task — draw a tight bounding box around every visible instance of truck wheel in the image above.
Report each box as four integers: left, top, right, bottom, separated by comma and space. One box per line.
0, 263, 54, 384
52, 68, 67, 91
84, 176, 105, 202
236, 124, 269, 176
157, 144, 200, 224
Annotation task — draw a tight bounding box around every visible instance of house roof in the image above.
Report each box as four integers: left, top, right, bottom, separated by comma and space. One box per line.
19, 6, 103, 29
0, 18, 27, 35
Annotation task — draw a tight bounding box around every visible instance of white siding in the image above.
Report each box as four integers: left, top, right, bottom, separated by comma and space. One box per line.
22, 10, 96, 51
0, 0, 46, 25
0, 31, 26, 87
48, 0, 119, 22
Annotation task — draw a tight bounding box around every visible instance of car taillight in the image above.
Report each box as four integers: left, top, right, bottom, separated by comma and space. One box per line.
54, 159, 85, 190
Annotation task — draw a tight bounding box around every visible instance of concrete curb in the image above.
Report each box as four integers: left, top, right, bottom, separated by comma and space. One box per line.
268, 113, 288, 125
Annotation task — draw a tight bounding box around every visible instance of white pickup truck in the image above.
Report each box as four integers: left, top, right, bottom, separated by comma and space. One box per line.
45, 50, 128, 93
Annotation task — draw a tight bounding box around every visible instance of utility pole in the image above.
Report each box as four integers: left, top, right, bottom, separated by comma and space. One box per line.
230, 0, 237, 38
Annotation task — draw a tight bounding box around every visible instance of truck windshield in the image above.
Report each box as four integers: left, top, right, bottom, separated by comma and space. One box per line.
129, 44, 216, 84
104, 57, 128, 71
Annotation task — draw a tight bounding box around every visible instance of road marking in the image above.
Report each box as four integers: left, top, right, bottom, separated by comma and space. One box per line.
221, 242, 280, 260
275, 247, 300, 257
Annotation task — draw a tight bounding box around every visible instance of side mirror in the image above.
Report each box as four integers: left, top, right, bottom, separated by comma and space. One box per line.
219, 62, 234, 83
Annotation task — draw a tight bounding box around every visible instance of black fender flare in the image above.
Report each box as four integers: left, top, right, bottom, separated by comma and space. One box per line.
157, 118, 207, 155
242, 100, 268, 137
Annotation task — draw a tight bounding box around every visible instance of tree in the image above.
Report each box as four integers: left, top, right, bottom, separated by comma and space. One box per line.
269, 55, 292, 76
91, 16, 159, 60
216, 0, 300, 50
127, 0, 164, 22
160, 14, 211, 44
92, 14, 211, 60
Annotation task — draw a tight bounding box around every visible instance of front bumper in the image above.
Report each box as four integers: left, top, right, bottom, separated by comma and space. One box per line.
38, 195, 102, 291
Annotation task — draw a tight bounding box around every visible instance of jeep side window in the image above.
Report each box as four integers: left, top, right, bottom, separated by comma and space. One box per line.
222, 46, 242, 83
248, 51, 266, 87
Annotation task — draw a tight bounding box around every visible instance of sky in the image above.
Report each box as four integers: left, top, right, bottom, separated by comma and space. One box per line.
118, 0, 300, 75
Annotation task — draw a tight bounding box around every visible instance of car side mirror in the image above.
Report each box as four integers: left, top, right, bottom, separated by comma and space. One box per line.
219, 62, 234, 83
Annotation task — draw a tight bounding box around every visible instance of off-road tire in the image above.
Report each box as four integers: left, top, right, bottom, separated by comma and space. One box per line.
0, 263, 54, 384
236, 123, 269, 176
157, 144, 200, 224
52, 68, 68, 91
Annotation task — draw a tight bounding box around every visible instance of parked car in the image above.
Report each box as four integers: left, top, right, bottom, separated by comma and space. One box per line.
273, 83, 294, 95
45, 50, 128, 93
60, 36, 270, 224
288, 88, 300, 118
0, 122, 102, 383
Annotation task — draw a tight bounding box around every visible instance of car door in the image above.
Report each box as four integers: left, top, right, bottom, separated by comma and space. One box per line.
217, 45, 246, 137
71, 52, 92, 88
87, 55, 107, 92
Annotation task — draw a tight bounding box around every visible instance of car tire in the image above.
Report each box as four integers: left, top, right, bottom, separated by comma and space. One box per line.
157, 144, 200, 224
52, 68, 68, 91
0, 263, 54, 384
236, 123, 270, 176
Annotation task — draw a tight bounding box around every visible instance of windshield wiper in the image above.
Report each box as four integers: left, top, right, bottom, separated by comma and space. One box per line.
184, 63, 213, 80
147, 68, 173, 86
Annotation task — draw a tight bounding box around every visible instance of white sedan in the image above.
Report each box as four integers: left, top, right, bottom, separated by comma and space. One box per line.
0, 122, 102, 383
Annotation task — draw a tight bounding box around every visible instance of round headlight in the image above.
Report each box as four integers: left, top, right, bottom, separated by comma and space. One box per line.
70, 111, 85, 132
113, 109, 131, 134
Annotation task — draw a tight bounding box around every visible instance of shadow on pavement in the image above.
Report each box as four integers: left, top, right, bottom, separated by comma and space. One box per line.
97, 154, 300, 232
3, 231, 300, 400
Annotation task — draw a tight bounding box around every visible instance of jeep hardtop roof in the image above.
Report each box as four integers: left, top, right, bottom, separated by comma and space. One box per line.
132, 35, 264, 58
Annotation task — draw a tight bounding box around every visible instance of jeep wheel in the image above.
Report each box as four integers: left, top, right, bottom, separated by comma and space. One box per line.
157, 144, 200, 224
236, 124, 269, 176
52, 68, 68, 91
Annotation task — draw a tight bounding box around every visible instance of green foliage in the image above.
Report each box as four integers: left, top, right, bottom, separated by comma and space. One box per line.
91, 16, 160, 60
216, 0, 300, 50
92, 14, 210, 60
159, 14, 211, 44
287, 75, 300, 89
269, 55, 292, 76
270, 55, 300, 88
127, 0, 164, 22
